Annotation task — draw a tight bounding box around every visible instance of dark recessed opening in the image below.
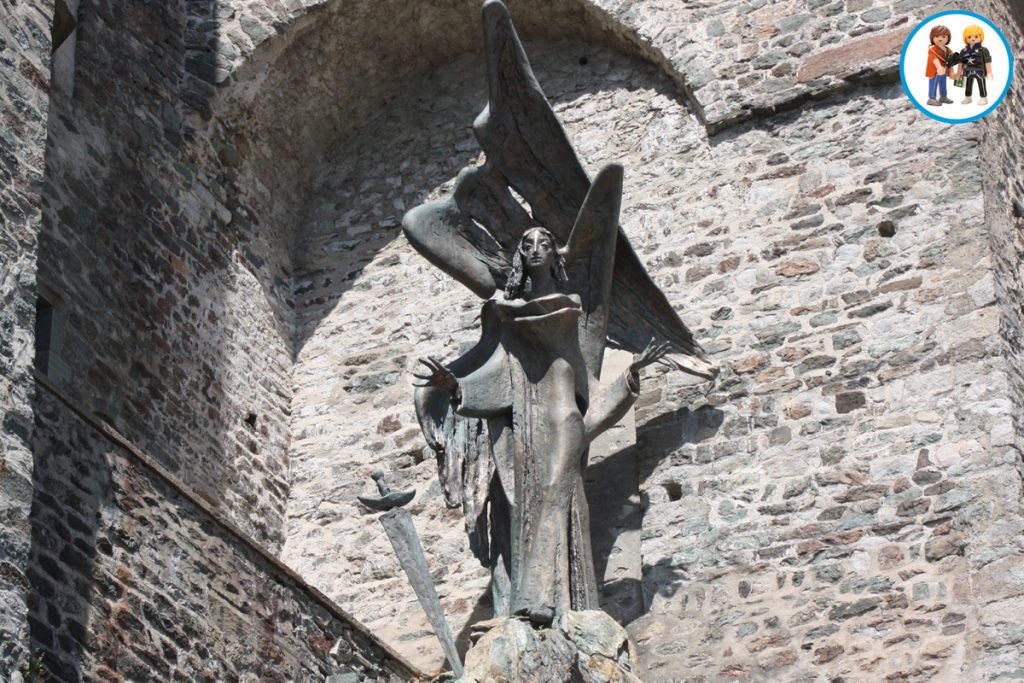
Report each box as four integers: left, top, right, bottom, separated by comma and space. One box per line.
51, 0, 77, 53
34, 297, 55, 374
244, 412, 258, 428
877, 220, 896, 238
663, 481, 683, 501
578, 56, 589, 65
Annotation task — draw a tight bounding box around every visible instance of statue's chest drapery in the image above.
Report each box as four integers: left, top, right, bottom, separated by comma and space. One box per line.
495, 294, 590, 412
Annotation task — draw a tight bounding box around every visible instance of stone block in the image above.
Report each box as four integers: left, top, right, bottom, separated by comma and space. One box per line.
797, 27, 912, 82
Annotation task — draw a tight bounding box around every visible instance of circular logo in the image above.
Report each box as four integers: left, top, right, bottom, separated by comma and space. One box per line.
899, 10, 1013, 123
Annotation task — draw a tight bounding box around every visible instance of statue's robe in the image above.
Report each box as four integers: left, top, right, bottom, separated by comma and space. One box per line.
415, 293, 638, 619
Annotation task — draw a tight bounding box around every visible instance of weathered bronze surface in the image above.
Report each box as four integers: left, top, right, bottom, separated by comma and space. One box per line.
404, 0, 715, 628
357, 473, 463, 676
357, 469, 415, 512
379, 509, 464, 677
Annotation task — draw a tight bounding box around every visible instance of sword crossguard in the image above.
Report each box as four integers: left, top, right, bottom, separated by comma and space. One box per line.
358, 469, 416, 512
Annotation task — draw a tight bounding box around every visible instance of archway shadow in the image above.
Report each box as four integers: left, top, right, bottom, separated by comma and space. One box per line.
38, 0, 306, 548
289, 38, 696, 358
29, 0, 225, 678
27, 387, 115, 682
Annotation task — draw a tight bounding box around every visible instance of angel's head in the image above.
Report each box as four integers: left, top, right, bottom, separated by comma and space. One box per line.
505, 226, 568, 300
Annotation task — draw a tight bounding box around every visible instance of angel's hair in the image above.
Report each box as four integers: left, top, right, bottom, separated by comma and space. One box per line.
504, 226, 568, 300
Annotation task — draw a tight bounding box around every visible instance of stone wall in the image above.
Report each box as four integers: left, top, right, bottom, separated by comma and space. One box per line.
0, 0, 53, 675
213, 0, 629, 231
275, 0, 1024, 679
977, 0, 1024, 676
627, 86, 1020, 682
37, 0, 297, 549
980, 1, 1024, 454
582, 0, 930, 131
4, 0, 1022, 679
27, 385, 415, 682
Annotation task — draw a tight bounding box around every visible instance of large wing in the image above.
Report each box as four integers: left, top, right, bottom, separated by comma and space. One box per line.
475, 0, 714, 378
402, 165, 530, 298
403, 0, 716, 379
562, 164, 622, 381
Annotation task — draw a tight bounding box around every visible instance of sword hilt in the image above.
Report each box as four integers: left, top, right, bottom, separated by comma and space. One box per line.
358, 470, 415, 512
371, 468, 391, 496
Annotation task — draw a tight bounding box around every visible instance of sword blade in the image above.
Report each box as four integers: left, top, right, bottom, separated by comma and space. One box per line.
380, 508, 464, 677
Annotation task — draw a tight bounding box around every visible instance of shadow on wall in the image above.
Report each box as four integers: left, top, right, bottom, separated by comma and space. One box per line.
635, 405, 726, 614
29, 2, 229, 676
289, 39, 691, 356
26, 388, 113, 682
221, 0, 688, 328
36, 0, 302, 547
28, 0, 228, 677
636, 405, 727, 484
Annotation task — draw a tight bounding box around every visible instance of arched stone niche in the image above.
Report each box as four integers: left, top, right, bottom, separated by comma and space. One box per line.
23, 0, 1024, 679
212, 0, 686, 270
232, 8, 706, 672
248, 4, 1022, 675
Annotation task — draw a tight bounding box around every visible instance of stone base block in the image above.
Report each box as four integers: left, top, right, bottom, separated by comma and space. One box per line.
460, 610, 641, 682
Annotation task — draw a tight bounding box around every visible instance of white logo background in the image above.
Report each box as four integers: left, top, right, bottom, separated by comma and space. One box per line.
901, 13, 1012, 122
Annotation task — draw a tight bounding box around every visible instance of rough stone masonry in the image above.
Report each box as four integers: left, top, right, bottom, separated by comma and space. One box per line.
1, 0, 1022, 681
279, 1, 1024, 679
0, 0, 53, 674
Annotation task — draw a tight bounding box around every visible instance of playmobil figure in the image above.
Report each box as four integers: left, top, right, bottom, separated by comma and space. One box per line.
926, 25, 954, 105
951, 24, 993, 105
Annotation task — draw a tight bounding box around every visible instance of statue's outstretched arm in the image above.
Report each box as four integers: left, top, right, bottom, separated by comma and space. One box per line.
583, 372, 639, 443
412, 347, 511, 419
582, 340, 672, 441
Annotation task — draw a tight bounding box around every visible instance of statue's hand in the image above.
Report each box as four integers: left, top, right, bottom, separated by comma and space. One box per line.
413, 357, 459, 392
630, 339, 675, 374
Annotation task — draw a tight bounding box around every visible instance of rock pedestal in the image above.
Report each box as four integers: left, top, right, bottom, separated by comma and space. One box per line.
460, 610, 642, 682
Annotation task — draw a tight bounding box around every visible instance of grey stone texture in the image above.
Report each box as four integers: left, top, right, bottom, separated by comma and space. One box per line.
977, 0, 1024, 677
625, 89, 1019, 680
0, 0, 53, 675
2, 0, 1022, 680
38, 0, 297, 550
461, 610, 641, 682
27, 386, 414, 682
276, 2, 1024, 679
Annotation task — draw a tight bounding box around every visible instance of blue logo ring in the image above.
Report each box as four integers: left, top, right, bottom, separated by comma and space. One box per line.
899, 9, 1014, 124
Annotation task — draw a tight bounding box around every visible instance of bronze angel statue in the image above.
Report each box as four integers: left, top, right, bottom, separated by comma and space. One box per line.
404, 0, 716, 626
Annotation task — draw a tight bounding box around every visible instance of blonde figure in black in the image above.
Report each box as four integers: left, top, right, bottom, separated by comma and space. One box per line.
949, 24, 994, 105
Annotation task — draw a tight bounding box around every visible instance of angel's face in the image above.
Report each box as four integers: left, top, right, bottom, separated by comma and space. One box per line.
521, 228, 555, 273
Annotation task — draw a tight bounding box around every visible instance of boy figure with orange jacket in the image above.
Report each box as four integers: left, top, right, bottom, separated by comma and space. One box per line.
926, 25, 953, 106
